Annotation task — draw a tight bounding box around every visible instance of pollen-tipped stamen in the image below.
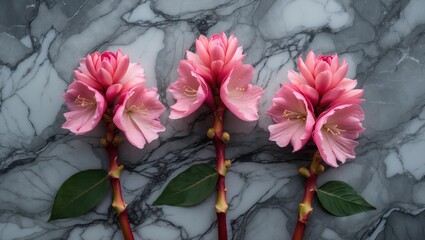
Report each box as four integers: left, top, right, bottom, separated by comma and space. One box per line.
75, 95, 96, 108
183, 85, 198, 97
324, 124, 344, 136
283, 109, 306, 121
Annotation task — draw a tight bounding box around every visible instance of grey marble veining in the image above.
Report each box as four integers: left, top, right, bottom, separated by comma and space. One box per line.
1, 0, 425, 239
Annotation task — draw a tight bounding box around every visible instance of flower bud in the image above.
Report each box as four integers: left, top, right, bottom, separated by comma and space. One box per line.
218, 160, 232, 176
113, 135, 123, 146
108, 122, 116, 131
207, 128, 215, 139
221, 132, 230, 143
106, 132, 114, 142
99, 137, 108, 147
316, 164, 325, 174
298, 167, 310, 178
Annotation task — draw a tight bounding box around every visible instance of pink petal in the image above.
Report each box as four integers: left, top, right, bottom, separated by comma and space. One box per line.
85, 54, 99, 78
186, 51, 205, 66
330, 54, 339, 73
113, 105, 147, 149
219, 52, 244, 80
269, 121, 303, 149
196, 40, 211, 65
288, 70, 309, 86
129, 112, 165, 144
220, 32, 228, 46
314, 129, 338, 167
100, 68, 113, 89
101, 60, 114, 76
134, 88, 165, 119
315, 70, 332, 94
336, 78, 357, 91
314, 61, 331, 78
328, 89, 364, 107
299, 84, 319, 107
74, 70, 103, 91
106, 84, 123, 103
211, 60, 224, 78
113, 54, 129, 84
119, 63, 145, 93
319, 87, 346, 107
225, 35, 238, 64
198, 35, 209, 49
331, 61, 348, 88
209, 45, 225, 63
220, 64, 264, 121
63, 109, 97, 135
305, 51, 316, 73
298, 56, 314, 86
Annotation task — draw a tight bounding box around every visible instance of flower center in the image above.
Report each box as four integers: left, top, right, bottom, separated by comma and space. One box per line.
235, 86, 246, 92
75, 95, 96, 108
323, 124, 344, 136
282, 109, 306, 121
127, 104, 148, 116
183, 85, 198, 98
317, 55, 334, 66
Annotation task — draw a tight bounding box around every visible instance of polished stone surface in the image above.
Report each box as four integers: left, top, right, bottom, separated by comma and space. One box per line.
1, 0, 425, 239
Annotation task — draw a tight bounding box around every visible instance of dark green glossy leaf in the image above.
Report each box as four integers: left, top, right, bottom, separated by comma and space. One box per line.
153, 164, 218, 207
317, 181, 376, 217
49, 169, 109, 221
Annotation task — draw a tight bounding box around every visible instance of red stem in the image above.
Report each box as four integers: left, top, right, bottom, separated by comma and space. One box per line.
212, 98, 228, 240
106, 130, 134, 240
292, 151, 322, 240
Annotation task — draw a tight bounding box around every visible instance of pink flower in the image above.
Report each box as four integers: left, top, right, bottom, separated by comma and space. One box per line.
62, 81, 107, 135
220, 64, 264, 121
313, 104, 365, 167
74, 50, 145, 102
168, 60, 210, 119
169, 33, 263, 122
288, 51, 357, 108
267, 83, 315, 151
186, 33, 244, 85
113, 86, 166, 149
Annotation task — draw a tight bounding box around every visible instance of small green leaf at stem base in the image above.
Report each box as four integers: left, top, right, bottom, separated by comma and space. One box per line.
49, 169, 109, 221
153, 164, 218, 207
316, 181, 376, 217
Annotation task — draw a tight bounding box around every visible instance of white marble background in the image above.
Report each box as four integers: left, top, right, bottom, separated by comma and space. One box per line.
1, 0, 425, 239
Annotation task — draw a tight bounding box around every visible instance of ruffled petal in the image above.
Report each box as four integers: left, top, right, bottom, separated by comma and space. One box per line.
169, 61, 208, 119
113, 86, 166, 149
62, 81, 106, 135
267, 83, 315, 151
313, 104, 365, 167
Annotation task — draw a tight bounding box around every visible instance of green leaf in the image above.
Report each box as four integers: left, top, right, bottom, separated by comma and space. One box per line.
153, 164, 218, 207
316, 181, 376, 217
49, 169, 109, 221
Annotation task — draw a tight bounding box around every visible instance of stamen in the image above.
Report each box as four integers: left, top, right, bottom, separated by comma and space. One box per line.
75, 95, 96, 108
183, 85, 197, 97
282, 109, 306, 121
127, 104, 148, 115
323, 124, 344, 136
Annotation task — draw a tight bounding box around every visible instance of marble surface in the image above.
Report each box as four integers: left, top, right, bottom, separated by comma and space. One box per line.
1, 0, 425, 239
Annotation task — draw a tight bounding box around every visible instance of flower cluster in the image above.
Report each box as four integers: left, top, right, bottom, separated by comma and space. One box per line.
267, 52, 365, 167
169, 33, 264, 121
63, 50, 165, 149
